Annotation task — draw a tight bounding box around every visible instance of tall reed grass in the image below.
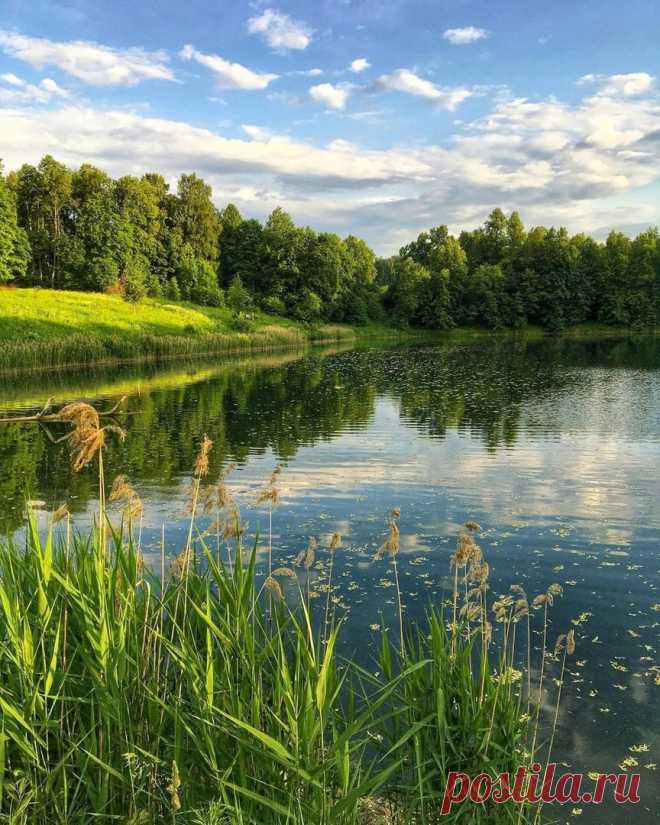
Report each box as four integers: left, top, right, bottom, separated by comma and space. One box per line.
0, 405, 573, 824
0, 327, 315, 374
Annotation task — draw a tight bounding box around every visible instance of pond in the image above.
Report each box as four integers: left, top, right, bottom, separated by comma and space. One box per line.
1, 335, 659, 823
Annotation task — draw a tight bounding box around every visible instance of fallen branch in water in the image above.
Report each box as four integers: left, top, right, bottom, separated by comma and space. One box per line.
0, 395, 127, 424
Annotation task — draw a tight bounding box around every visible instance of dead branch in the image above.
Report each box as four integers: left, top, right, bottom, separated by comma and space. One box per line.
0, 396, 127, 424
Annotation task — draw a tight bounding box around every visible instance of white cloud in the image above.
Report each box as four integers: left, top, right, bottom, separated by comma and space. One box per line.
0, 104, 428, 188
309, 82, 350, 110
0, 72, 24, 86
0, 30, 174, 86
443, 27, 489, 45
242, 124, 274, 141
247, 8, 312, 51
40, 77, 69, 97
377, 69, 471, 109
0, 73, 69, 103
180, 44, 278, 90
577, 72, 656, 97
350, 58, 371, 73
1, 75, 659, 254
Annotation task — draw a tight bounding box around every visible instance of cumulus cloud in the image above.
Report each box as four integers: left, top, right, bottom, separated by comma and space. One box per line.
309, 82, 350, 110
0, 72, 24, 86
1, 76, 659, 254
247, 8, 312, 51
0, 30, 174, 85
376, 69, 471, 109
242, 124, 274, 141
0, 104, 427, 188
350, 58, 371, 73
0, 72, 69, 103
443, 26, 489, 45
577, 71, 656, 97
180, 44, 278, 90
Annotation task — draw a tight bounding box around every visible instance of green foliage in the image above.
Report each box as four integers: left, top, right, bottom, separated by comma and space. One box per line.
260, 294, 286, 316
383, 256, 430, 325
292, 288, 322, 322
0, 166, 29, 283
2, 153, 658, 331
0, 509, 536, 824
87, 255, 119, 291
227, 273, 251, 313
166, 276, 182, 301
122, 256, 149, 303
393, 210, 658, 331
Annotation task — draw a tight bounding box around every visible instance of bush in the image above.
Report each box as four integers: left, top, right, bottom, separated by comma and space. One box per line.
87, 255, 119, 292
166, 277, 182, 301
229, 315, 254, 332
191, 283, 224, 307
261, 294, 286, 316
122, 259, 148, 303
291, 289, 322, 323
227, 274, 251, 313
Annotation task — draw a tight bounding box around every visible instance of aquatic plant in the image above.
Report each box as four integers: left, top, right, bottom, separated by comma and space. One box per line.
0, 402, 573, 824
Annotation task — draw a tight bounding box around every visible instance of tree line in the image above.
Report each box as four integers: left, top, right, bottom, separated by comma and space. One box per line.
1, 155, 658, 329
0, 155, 379, 323
381, 210, 659, 330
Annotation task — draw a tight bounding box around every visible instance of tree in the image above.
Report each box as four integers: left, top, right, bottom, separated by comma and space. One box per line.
219, 215, 265, 292
172, 174, 220, 264
227, 274, 251, 314
344, 235, 376, 284
13, 155, 72, 287
383, 257, 430, 324
417, 269, 454, 329
115, 174, 169, 295
463, 264, 506, 328
175, 246, 223, 306
69, 164, 122, 291
626, 228, 658, 327
3, 149, 658, 333
600, 231, 632, 325
262, 207, 302, 299
0, 164, 29, 284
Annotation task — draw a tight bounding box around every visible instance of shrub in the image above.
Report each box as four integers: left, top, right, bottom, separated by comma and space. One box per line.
166, 277, 182, 301
261, 294, 286, 316
227, 274, 251, 313
87, 255, 119, 291
122, 259, 148, 303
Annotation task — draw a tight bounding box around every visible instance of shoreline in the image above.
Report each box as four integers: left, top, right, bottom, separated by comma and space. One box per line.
0, 288, 656, 377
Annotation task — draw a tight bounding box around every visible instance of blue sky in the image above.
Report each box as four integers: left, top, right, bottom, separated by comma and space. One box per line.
1, 0, 659, 253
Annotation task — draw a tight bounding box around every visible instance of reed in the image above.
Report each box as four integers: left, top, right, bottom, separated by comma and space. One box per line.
0, 520, 564, 824
0, 411, 567, 824
0, 327, 315, 374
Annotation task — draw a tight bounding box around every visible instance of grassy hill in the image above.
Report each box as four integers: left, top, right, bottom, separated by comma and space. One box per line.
0, 288, 363, 372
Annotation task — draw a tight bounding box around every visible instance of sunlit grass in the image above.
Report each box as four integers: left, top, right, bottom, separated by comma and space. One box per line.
0, 289, 358, 371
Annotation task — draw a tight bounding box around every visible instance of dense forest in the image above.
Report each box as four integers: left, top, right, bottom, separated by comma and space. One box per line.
1, 155, 658, 329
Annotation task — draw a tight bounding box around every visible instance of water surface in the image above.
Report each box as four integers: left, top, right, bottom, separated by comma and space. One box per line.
1, 336, 659, 823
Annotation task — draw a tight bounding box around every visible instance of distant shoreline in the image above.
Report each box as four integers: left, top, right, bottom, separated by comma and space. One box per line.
0, 287, 655, 376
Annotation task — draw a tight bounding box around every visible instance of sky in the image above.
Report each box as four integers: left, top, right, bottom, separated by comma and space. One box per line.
1, 0, 659, 254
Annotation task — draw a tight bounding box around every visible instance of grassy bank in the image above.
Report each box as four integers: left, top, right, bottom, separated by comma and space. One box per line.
0, 288, 365, 373
0, 405, 574, 824
2, 287, 643, 375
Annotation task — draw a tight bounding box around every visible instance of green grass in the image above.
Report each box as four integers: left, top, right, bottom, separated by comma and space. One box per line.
0, 288, 361, 372
2, 288, 646, 374
0, 410, 571, 824
0, 519, 539, 825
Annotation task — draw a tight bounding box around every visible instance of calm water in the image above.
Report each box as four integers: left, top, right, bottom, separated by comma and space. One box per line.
1, 336, 659, 823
